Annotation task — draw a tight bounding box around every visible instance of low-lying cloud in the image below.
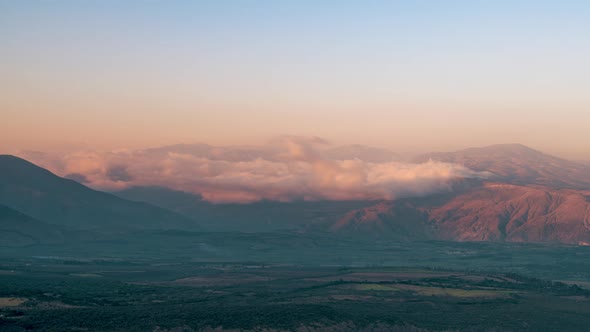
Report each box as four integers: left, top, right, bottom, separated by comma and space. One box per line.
18, 137, 492, 203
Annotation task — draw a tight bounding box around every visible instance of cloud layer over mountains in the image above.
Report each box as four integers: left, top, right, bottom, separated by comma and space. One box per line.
18, 137, 491, 203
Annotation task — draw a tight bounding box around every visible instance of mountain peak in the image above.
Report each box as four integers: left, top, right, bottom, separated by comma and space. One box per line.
0, 156, 199, 231
444, 143, 544, 157
0, 154, 68, 187
0, 154, 38, 165
414, 145, 590, 190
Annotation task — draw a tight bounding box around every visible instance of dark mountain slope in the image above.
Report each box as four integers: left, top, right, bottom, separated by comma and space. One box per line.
0, 204, 66, 247
115, 186, 374, 232
0, 155, 199, 231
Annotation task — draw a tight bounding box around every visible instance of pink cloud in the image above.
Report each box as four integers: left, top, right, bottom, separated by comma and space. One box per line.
17, 137, 491, 203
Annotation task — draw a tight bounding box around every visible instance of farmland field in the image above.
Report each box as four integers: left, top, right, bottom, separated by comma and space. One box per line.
2, 249, 590, 332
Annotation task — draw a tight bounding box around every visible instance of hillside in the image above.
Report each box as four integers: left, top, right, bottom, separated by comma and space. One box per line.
115, 186, 373, 232
0, 155, 199, 232
334, 183, 590, 245
0, 204, 66, 247
414, 144, 590, 189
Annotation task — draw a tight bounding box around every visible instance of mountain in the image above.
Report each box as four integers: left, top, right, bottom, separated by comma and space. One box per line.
0, 155, 199, 231
114, 186, 206, 214
115, 186, 374, 232
116, 180, 590, 245
428, 183, 590, 244
0, 204, 66, 247
322, 144, 400, 162
330, 201, 433, 240
414, 144, 590, 189
334, 182, 590, 245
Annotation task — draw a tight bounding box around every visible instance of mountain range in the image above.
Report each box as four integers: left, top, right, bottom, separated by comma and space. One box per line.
0, 204, 66, 247
0, 155, 198, 232
334, 183, 590, 244
414, 144, 590, 189
2, 144, 590, 246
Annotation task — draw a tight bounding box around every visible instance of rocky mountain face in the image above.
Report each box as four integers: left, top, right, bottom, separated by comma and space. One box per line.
333, 183, 590, 245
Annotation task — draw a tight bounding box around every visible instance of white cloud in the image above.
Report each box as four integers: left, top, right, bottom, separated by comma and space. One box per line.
17, 137, 492, 203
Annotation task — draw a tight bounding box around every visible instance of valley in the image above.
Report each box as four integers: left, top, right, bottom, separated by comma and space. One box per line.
2, 248, 590, 332
3, 144, 590, 331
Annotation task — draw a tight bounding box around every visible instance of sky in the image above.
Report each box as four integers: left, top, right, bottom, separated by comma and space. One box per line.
1, 0, 590, 159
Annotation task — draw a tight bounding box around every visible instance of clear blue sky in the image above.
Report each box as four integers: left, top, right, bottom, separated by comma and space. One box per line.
1, 1, 589, 158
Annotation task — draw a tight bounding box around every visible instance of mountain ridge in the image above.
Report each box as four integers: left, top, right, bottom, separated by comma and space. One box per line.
0, 204, 67, 247
333, 182, 590, 245
4, 144, 590, 245
0, 155, 199, 232
414, 144, 590, 189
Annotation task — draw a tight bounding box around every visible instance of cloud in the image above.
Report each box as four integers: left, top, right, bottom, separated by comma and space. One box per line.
106, 165, 134, 182
17, 137, 492, 203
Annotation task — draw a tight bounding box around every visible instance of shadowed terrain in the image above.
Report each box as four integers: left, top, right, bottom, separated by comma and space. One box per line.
0, 205, 65, 247
0, 155, 199, 232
